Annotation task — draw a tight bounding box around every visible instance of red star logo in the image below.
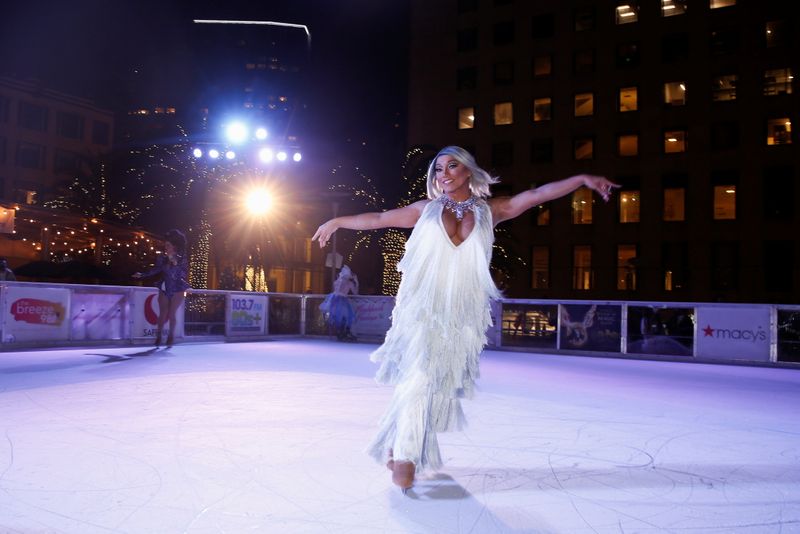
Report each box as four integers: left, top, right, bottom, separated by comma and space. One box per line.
702, 325, 714, 337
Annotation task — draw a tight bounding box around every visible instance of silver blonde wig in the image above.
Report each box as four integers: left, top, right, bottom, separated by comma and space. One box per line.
425, 146, 499, 200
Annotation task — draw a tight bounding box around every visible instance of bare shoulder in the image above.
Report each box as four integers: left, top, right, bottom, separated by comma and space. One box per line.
408, 198, 432, 214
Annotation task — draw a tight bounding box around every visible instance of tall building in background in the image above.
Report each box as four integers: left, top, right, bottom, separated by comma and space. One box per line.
408, 0, 798, 303
0, 77, 113, 205
117, 19, 323, 293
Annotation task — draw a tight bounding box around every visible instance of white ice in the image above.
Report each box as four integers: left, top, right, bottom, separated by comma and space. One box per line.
1, 340, 799, 533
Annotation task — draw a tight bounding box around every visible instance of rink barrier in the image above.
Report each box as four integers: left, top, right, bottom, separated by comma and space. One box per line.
1, 281, 798, 366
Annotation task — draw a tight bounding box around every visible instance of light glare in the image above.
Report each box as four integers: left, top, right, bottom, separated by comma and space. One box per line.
245, 189, 272, 216
226, 122, 248, 144
255, 127, 268, 140
259, 148, 274, 163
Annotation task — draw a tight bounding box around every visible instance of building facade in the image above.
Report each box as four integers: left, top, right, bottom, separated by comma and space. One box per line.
407, 0, 798, 303
0, 77, 114, 206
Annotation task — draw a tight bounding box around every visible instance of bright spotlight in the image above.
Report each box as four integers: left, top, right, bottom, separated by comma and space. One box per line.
293, 151, 302, 162
192, 148, 203, 158
258, 148, 274, 163
225, 150, 236, 160
255, 127, 268, 140
277, 151, 288, 162
226, 122, 248, 144
245, 188, 272, 216
208, 149, 220, 159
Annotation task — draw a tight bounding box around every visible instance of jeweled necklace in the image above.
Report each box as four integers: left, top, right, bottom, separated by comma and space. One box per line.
438, 195, 478, 221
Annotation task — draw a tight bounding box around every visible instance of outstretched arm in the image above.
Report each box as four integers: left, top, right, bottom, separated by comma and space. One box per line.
490, 174, 620, 225
312, 200, 429, 248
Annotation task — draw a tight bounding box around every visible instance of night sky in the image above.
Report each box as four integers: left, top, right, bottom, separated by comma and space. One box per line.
0, 0, 410, 184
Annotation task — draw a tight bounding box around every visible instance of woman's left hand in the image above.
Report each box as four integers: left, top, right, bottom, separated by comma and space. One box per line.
583, 175, 621, 202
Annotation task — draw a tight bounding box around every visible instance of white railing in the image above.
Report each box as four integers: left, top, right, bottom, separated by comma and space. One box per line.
1, 281, 798, 366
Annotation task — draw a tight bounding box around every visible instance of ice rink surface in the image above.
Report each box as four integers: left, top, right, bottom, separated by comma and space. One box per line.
1, 339, 799, 533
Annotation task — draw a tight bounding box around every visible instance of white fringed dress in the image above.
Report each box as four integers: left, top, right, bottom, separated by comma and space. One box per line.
366, 198, 500, 473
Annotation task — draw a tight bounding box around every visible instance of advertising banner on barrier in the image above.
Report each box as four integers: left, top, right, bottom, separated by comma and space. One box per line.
71, 292, 127, 341
627, 306, 694, 357
559, 304, 622, 352
696, 306, 770, 361
226, 294, 267, 336
3, 286, 71, 342
131, 290, 184, 340
351, 296, 394, 338
501, 303, 558, 349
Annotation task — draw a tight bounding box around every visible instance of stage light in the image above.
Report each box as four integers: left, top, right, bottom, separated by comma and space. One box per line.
225, 150, 236, 160
258, 148, 274, 163
225, 122, 248, 144
245, 188, 272, 216
192, 148, 203, 158
293, 152, 302, 162
277, 151, 288, 162
255, 127, 268, 140
208, 149, 220, 159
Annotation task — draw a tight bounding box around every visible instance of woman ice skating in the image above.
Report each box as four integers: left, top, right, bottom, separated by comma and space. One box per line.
312, 146, 619, 492
320, 265, 359, 341
133, 229, 190, 348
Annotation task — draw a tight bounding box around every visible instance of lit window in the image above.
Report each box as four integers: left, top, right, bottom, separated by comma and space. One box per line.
710, 0, 735, 8
619, 87, 638, 112
533, 97, 552, 122
532, 246, 550, 289
494, 102, 513, 125
764, 68, 793, 96
712, 75, 737, 101
533, 55, 552, 77
619, 191, 640, 223
664, 82, 687, 105
713, 185, 736, 219
618, 134, 639, 156
617, 245, 637, 290
572, 188, 593, 224
661, 0, 687, 16
536, 204, 550, 225
767, 118, 792, 145
574, 137, 594, 160
663, 188, 686, 221
458, 107, 475, 129
616, 2, 639, 24
664, 130, 687, 153
574, 93, 594, 117
573, 246, 592, 290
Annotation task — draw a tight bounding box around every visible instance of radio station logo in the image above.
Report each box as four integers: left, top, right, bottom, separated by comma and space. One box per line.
11, 298, 66, 326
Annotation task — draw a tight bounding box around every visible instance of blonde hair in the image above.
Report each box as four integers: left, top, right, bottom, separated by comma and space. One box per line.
425, 146, 499, 199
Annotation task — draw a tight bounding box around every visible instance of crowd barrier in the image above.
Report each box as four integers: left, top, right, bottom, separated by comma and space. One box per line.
1, 281, 798, 366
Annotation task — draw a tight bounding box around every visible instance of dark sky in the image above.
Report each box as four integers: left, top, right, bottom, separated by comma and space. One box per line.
0, 0, 410, 180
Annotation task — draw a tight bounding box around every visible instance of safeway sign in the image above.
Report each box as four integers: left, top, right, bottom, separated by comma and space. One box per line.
696, 306, 770, 362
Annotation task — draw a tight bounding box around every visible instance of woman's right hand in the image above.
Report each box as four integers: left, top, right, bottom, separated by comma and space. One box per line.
312, 219, 339, 248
